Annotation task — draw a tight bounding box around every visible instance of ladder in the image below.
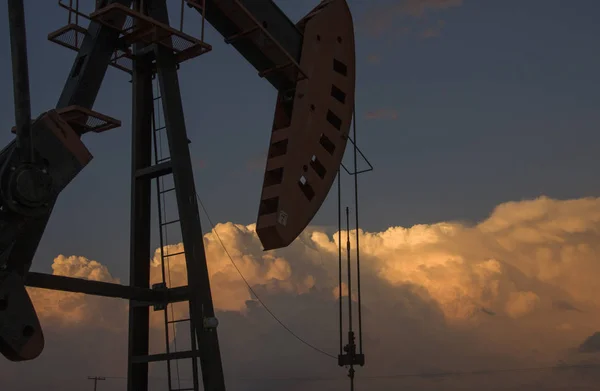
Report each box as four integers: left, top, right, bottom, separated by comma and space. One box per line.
151, 79, 201, 391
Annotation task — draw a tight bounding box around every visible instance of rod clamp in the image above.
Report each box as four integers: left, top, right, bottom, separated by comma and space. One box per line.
203, 316, 219, 330
151, 282, 167, 311
338, 331, 365, 367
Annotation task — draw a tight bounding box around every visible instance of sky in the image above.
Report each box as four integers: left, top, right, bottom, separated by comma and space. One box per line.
1, 0, 600, 390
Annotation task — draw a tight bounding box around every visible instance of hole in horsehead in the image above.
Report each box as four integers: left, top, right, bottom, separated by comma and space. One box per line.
0, 294, 8, 311
310, 104, 316, 111
264, 167, 284, 187
331, 85, 346, 104
337, 36, 342, 43
326, 110, 342, 130
319, 133, 336, 155
316, 34, 321, 41
262, 21, 268, 29
303, 165, 308, 172
310, 156, 327, 179
298, 177, 315, 201
259, 197, 279, 215
333, 59, 348, 77
22, 325, 34, 338
268, 139, 288, 158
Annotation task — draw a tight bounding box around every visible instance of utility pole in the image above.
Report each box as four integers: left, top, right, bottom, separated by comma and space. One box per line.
87, 376, 106, 391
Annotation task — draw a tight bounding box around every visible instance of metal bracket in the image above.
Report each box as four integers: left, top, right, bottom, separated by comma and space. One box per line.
203, 316, 219, 330
151, 282, 167, 311
341, 136, 374, 176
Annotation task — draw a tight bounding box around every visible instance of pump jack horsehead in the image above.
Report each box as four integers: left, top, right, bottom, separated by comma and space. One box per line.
257, 0, 356, 250
0, 0, 355, 364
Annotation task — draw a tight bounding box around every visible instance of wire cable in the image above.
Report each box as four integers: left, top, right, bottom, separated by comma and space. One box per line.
94, 362, 600, 383
195, 192, 337, 360
351, 103, 364, 355
361, 363, 600, 379
337, 169, 343, 357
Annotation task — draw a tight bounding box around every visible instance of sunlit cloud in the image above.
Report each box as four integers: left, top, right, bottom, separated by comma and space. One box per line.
5, 196, 600, 390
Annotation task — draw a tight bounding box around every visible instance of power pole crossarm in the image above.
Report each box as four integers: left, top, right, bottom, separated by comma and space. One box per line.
87, 376, 106, 391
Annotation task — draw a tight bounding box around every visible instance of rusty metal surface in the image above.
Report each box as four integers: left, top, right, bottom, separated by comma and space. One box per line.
48, 23, 133, 73
256, 0, 356, 250
43, 110, 93, 167
47, 23, 87, 51
90, 3, 212, 63
11, 106, 121, 135
57, 105, 122, 133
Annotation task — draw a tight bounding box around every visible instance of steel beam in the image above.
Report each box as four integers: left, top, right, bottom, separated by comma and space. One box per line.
127, 20, 155, 391
57, 0, 133, 109
7, 0, 34, 163
131, 350, 199, 364
192, 0, 303, 91
238, 0, 302, 59
135, 160, 173, 179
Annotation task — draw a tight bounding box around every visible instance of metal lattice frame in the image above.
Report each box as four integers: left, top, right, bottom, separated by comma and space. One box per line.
14, 1, 371, 391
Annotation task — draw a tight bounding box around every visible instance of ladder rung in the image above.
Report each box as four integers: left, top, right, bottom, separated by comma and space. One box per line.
131, 350, 199, 364
167, 318, 190, 324
224, 25, 260, 44
135, 161, 172, 180
164, 251, 185, 258
161, 219, 180, 227
155, 125, 166, 132
153, 95, 162, 101
157, 157, 171, 164
171, 388, 195, 391
160, 187, 175, 194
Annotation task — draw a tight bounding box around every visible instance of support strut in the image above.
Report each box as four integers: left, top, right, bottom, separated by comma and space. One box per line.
7, 0, 33, 163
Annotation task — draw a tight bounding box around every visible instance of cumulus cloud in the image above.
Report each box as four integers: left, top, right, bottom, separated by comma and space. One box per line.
365, 108, 398, 120
363, 0, 462, 37
3, 196, 600, 390
579, 332, 600, 353
401, 0, 463, 17
367, 54, 382, 64
505, 290, 540, 318
28, 255, 125, 330
420, 19, 446, 39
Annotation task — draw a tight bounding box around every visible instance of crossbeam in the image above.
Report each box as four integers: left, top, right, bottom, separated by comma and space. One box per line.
24, 272, 190, 304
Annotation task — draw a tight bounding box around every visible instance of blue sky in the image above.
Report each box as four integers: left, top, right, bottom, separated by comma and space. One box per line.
0, 0, 599, 280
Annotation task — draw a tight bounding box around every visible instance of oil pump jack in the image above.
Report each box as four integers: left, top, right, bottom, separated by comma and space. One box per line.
0, 0, 365, 390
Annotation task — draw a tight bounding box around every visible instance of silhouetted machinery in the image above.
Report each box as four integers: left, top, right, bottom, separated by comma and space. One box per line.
0, 1, 360, 390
